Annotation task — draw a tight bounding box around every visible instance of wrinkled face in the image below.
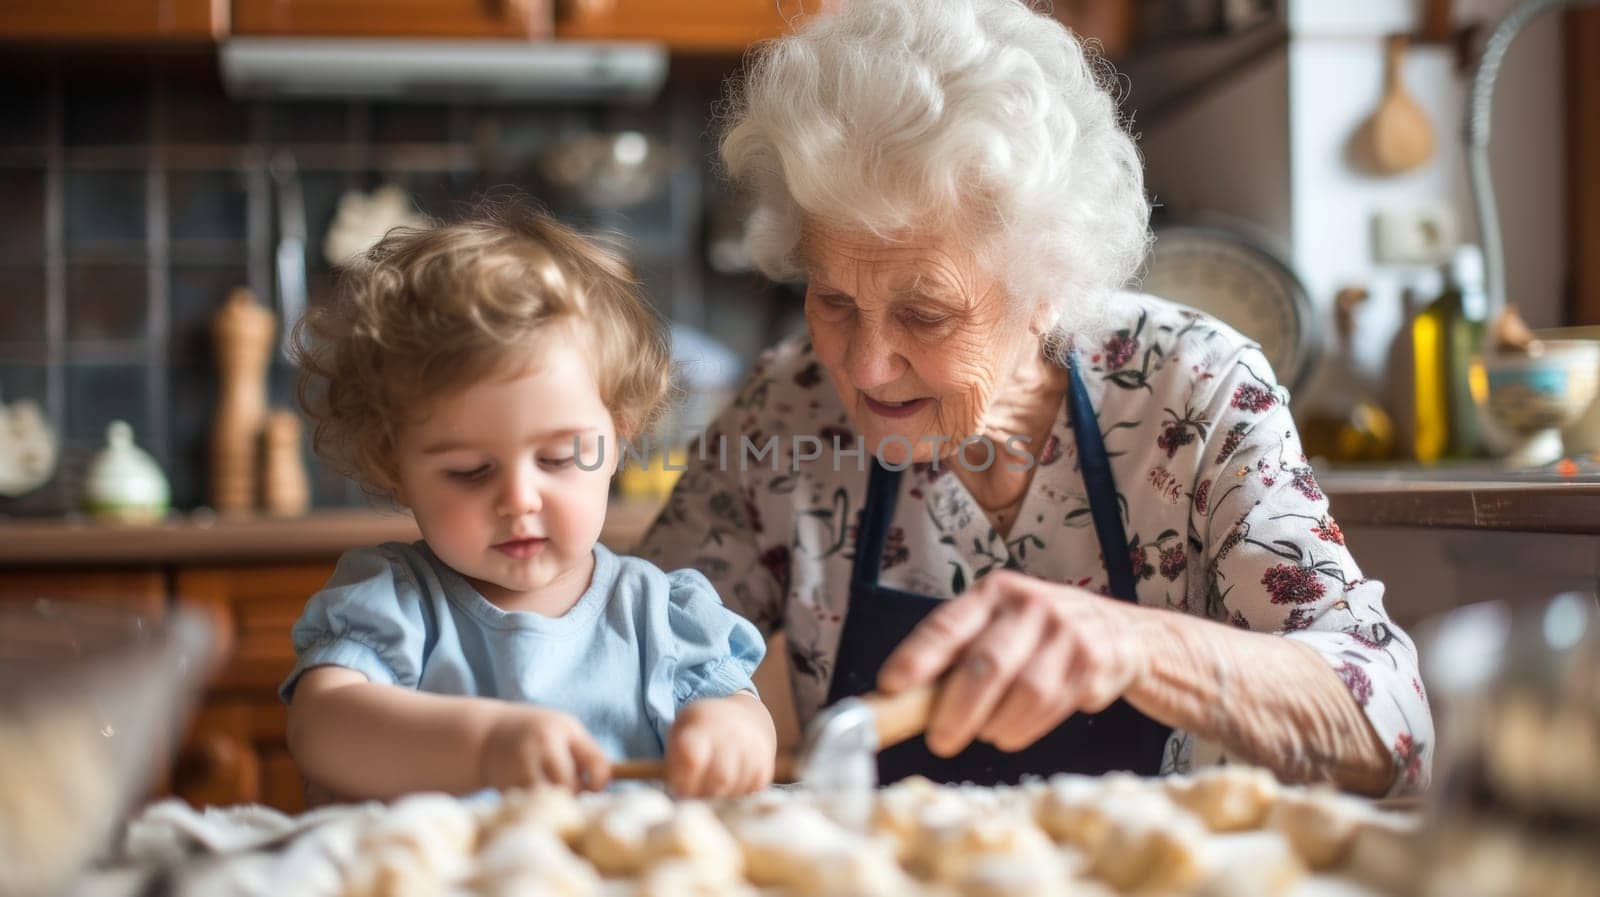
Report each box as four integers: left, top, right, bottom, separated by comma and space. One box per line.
392, 332, 617, 606
804, 226, 1037, 466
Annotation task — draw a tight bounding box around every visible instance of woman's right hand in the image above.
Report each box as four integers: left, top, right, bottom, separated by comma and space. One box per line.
479, 706, 612, 792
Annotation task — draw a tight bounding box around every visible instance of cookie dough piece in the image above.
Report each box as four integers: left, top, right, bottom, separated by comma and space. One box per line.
642, 802, 745, 882
1265, 787, 1372, 870
1191, 831, 1306, 897
577, 788, 676, 876
786, 845, 919, 897
347, 793, 479, 896
733, 803, 856, 887
918, 810, 1058, 883
1338, 808, 1422, 894
871, 777, 974, 862
1163, 767, 1282, 832
1033, 774, 1168, 849
956, 857, 1110, 897
1085, 798, 1210, 894
636, 858, 760, 897
488, 787, 590, 847
471, 821, 601, 897
733, 802, 911, 895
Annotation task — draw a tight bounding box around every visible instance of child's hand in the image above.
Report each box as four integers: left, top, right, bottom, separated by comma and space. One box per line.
479, 706, 612, 792
666, 692, 776, 798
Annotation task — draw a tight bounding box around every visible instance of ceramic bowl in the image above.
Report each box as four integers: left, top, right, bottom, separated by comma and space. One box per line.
1529, 326, 1600, 456
1472, 339, 1600, 468
0, 602, 214, 894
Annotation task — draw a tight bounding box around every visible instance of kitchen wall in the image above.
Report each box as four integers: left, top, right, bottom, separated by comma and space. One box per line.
1140, 0, 1568, 408
0, 52, 794, 514
1138, 0, 1584, 618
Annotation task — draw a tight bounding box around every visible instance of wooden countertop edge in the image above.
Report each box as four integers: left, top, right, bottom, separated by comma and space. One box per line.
1322, 476, 1600, 535
5, 475, 1600, 565
0, 501, 664, 565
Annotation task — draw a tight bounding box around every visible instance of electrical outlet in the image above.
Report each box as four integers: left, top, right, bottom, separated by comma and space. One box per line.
1372, 203, 1458, 265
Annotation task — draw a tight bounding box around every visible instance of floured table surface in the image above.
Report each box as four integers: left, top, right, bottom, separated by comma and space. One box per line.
106, 769, 1420, 897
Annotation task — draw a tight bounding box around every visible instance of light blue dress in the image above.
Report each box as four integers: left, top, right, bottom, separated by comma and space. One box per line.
280, 542, 764, 761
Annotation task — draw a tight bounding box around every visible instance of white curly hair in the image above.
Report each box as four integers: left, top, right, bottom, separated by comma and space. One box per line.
720, 0, 1150, 332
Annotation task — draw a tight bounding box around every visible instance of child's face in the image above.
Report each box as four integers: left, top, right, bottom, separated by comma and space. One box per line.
392, 333, 618, 607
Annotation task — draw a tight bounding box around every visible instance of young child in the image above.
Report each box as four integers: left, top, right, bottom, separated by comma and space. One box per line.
281, 205, 775, 800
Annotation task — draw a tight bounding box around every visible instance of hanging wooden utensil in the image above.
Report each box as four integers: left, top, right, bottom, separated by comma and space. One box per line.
1420, 0, 1455, 44
1367, 34, 1436, 174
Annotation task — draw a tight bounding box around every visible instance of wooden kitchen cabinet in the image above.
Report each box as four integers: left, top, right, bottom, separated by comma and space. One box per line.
170, 561, 337, 812
0, 567, 166, 616
0, 0, 221, 41
231, 0, 553, 38
233, 0, 815, 49
555, 0, 1134, 57
554, 0, 825, 52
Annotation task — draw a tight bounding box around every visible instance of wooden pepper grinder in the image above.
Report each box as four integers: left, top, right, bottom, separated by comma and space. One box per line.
210, 287, 275, 516
261, 409, 310, 517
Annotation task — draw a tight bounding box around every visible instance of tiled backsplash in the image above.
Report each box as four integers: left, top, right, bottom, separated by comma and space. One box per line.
0, 53, 794, 514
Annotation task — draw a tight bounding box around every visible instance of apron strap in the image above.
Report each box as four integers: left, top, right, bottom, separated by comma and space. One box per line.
853, 461, 903, 589
1067, 352, 1138, 602
851, 353, 1135, 602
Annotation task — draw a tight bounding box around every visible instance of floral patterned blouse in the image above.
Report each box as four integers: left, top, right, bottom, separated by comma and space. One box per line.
636, 293, 1432, 795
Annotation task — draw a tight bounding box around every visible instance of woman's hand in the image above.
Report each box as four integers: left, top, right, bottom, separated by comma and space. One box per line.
877, 569, 1153, 757
479, 705, 612, 792
666, 692, 776, 797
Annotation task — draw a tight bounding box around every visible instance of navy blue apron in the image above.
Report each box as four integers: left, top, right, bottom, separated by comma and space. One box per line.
822, 354, 1171, 785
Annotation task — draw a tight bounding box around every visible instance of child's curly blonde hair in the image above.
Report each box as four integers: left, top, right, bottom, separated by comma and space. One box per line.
293, 202, 673, 493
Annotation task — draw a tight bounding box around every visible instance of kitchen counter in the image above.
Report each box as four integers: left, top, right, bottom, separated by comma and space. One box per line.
1321, 468, 1600, 535
0, 499, 664, 565
3, 468, 1596, 565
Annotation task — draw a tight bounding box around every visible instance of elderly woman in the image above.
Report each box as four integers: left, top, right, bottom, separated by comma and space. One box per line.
637, 0, 1430, 795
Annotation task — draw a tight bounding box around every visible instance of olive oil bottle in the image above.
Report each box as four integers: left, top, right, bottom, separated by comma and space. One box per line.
1409, 246, 1487, 462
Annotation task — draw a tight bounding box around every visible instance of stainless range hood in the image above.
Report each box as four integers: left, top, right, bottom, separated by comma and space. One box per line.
220, 37, 670, 104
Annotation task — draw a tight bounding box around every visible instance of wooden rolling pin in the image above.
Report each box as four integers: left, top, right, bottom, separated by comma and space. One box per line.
612, 753, 799, 783
614, 684, 936, 784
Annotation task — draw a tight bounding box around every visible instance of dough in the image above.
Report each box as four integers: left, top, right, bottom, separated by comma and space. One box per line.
784, 845, 919, 897
577, 788, 676, 876
871, 776, 974, 862
1163, 767, 1281, 832
732, 803, 856, 887
641, 802, 745, 881
636, 859, 760, 897
488, 787, 590, 847
1084, 798, 1209, 894
471, 821, 600, 897
917, 809, 1058, 883
1264, 787, 1369, 870
1033, 773, 1162, 848
347, 793, 478, 896
1191, 831, 1306, 897
1339, 808, 1422, 894
955, 857, 1110, 897
732, 802, 911, 895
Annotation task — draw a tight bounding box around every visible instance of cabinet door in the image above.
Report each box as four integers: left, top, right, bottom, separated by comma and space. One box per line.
174, 562, 335, 693
170, 562, 334, 810
554, 0, 1130, 56
0, 0, 218, 41
555, 0, 825, 52
0, 568, 166, 617
232, 0, 552, 38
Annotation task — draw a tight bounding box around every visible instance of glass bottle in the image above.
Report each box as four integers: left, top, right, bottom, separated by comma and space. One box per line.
1410, 271, 1452, 463
1300, 288, 1396, 463
1445, 245, 1489, 458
